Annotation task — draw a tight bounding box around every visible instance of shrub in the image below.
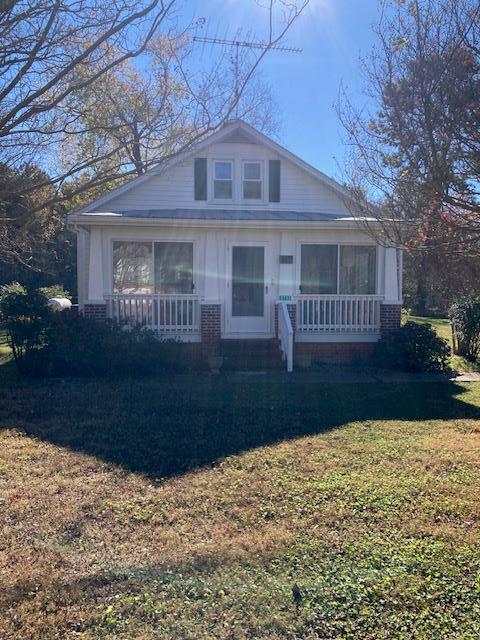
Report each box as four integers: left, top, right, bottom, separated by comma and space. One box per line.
1, 282, 185, 377
0, 283, 53, 367
449, 296, 480, 362
37, 284, 71, 300
3, 304, 187, 377
39, 313, 184, 377
374, 321, 450, 372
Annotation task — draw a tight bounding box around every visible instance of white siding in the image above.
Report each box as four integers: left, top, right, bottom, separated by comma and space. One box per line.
96, 224, 385, 306
77, 227, 89, 307
103, 142, 349, 215
81, 221, 404, 340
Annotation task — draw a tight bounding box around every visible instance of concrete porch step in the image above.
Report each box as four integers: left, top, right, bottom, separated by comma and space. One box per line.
220, 339, 284, 370
221, 338, 280, 351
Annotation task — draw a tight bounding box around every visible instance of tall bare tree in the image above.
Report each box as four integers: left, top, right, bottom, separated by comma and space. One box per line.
0, 1, 174, 166
61, 34, 278, 206
339, 0, 480, 257
0, 0, 175, 267
0, 0, 308, 268
1, 0, 307, 208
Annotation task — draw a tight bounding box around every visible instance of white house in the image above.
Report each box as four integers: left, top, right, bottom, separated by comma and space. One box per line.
68, 120, 402, 371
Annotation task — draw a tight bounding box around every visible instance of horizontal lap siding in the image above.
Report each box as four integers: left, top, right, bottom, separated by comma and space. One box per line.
104, 143, 349, 215
280, 162, 345, 215
106, 161, 193, 210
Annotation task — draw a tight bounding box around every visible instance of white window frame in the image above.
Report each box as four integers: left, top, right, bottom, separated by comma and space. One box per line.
212, 159, 234, 201
242, 160, 263, 202
296, 241, 378, 296
110, 238, 198, 295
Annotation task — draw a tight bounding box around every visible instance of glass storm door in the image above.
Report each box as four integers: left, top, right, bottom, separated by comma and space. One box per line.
227, 244, 269, 333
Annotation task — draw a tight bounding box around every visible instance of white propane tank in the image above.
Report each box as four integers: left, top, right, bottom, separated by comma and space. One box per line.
48, 297, 72, 312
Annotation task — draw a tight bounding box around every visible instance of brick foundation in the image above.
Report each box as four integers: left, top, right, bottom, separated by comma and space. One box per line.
200, 303, 222, 356
295, 341, 375, 365
82, 303, 107, 320
78, 299, 394, 369
380, 304, 402, 334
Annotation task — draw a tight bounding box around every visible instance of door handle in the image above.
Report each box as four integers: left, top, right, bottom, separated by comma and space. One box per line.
265, 285, 269, 294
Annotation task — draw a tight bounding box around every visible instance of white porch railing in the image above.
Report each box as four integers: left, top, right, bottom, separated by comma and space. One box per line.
297, 295, 382, 333
278, 301, 294, 372
105, 294, 200, 334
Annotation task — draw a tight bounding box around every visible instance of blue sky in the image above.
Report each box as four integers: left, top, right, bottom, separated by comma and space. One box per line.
182, 0, 385, 180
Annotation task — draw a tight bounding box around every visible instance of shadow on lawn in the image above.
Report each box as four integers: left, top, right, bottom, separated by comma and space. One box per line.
1, 374, 479, 478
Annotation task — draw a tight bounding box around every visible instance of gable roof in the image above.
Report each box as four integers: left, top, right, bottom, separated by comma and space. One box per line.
72, 119, 356, 216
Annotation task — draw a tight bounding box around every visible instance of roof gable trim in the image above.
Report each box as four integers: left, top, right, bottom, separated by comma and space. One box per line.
72, 120, 353, 215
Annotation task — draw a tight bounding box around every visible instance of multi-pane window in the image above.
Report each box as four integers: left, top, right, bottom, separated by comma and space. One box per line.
243, 161, 262, 199
213, 161, 233, 199
300, 244, 377, 295
113, 241, 193, 294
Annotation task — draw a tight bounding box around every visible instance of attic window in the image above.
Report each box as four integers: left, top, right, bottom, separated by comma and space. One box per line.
243, 161, 262, 199
213, 161, 233, 199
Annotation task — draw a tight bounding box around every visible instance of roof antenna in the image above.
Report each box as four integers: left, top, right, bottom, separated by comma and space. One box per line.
193, 35, 302, 118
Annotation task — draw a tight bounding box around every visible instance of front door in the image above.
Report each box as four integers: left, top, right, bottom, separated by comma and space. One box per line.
226, 243, 270, 334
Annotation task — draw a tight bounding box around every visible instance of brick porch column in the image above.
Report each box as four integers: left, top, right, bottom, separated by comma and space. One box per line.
381, 246, 402, 335
201, 303, 221, 356
380, 304, 401, 334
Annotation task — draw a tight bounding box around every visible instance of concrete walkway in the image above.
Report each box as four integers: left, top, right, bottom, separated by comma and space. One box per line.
449, 372, 480, 382
230, 367, 480, 383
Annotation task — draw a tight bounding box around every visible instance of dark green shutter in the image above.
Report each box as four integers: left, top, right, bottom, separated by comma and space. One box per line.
194, 158, 207, 200
269, 160, 280, 202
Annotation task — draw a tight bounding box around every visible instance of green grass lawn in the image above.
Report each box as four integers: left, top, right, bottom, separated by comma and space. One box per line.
1, 369, 480, 639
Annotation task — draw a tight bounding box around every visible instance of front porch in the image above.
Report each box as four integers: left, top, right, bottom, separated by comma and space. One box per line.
80, 225, 403, 370
91, 292, 397, 371
102, 293, 382, 338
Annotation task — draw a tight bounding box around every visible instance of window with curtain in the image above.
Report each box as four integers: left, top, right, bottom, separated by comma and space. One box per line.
154, 242, 193, 294
113, 241, 153, 293
340, 245, 376, 294
300, 244, 338, 294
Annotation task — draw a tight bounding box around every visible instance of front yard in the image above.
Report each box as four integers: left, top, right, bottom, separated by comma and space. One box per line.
1, 371, 480, 639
